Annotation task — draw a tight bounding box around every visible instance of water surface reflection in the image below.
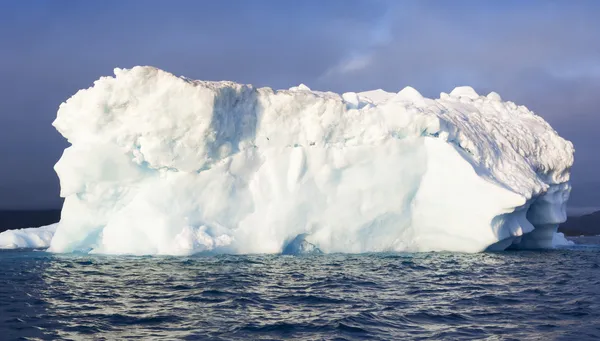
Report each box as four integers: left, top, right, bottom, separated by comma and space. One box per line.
1, 248, 600, 340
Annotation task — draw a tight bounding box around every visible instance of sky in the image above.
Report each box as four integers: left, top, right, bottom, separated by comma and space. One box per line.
0, 0, 598, 211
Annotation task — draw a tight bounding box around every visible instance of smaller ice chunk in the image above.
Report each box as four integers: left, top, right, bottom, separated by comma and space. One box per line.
282, 234, 323, 255
552, 232, 574, 247
289, 83, 311, 91
357, 89, 395, 104
0, 224, 58, 249
394, 86, 424, 103
439, 92, 450, 100
450, 86, 480, 100
486, 91, 502, 101
342, 92, 360, 108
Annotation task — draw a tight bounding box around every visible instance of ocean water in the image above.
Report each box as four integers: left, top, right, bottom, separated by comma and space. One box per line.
1, 243, 600, 340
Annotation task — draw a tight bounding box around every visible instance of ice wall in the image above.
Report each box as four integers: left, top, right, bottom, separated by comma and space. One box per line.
46, 66, 573, 255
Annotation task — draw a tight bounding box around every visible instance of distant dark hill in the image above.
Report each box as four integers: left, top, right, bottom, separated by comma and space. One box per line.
0, 210, 61, 233
559, 211, 600, 236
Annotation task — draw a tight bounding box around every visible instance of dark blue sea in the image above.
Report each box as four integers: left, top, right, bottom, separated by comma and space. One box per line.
2, 239, 600, 340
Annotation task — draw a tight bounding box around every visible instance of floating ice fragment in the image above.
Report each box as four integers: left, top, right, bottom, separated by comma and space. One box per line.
450, 86, 480, 100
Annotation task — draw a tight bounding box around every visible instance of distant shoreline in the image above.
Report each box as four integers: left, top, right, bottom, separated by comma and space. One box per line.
0, 210, 61, 233
558, 210, 600, 236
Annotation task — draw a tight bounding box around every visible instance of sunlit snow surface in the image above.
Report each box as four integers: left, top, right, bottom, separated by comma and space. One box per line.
14, 66, 576, 255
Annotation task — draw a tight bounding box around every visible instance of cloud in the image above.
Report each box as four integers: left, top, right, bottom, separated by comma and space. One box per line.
0, 0, 598, 208
318, 3, 394, 81
321, 54, 374, 79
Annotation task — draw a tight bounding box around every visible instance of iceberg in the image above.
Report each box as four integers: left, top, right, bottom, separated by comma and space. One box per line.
29, 66, 573, 255
552, 232, 575, 247
0, 224, 58, 249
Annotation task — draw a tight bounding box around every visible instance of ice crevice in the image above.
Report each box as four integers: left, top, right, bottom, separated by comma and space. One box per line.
0, 66, 574, 255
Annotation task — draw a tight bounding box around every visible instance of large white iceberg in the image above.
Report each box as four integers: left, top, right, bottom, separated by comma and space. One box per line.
35, 66, 573, 255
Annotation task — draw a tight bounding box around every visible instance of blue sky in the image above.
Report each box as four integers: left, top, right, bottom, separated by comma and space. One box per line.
0, 0, 599, 209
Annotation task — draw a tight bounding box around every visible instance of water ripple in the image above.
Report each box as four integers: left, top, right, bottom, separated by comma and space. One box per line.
1, 245, 600, 340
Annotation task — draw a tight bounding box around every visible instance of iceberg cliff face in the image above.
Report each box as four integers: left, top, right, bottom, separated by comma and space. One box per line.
46, 66, 573, 255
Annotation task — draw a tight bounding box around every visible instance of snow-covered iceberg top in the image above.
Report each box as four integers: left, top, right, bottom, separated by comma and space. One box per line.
43, 66, 573, 255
